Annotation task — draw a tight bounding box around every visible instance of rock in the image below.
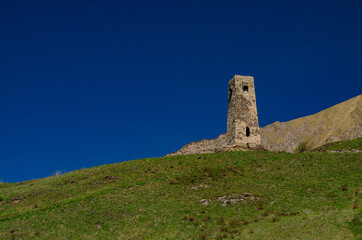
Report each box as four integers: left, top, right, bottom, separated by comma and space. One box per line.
200, 199, 209, 206
217, 193, 258, 206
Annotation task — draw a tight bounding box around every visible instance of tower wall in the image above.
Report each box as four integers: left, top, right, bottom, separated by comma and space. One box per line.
227, 75, 261, 148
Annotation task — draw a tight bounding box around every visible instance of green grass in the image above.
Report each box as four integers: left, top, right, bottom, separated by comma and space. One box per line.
314, 138, 362, 152
0, 150, 361, 239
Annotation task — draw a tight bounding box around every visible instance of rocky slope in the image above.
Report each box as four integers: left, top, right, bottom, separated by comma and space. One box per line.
168, 94, 361, 155
261, 94, 362, 152
166, 133, 228, 156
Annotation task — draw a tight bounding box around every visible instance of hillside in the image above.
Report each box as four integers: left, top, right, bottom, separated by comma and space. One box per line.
261, 94, 362, 153
0, 147, 361, 239
313, 138, 362, 153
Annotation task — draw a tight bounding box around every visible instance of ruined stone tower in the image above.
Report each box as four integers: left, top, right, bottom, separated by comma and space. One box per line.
227, 75, 261, 148
166, 74, 262, 156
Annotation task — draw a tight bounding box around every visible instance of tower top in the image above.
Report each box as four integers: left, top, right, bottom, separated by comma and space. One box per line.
233, 74, 253, 78
230, 75, 254, 84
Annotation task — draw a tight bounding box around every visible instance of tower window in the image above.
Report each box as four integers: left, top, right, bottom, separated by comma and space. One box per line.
243, 86, 249, 92
246, 127, 250, 137
228, 88, 232, 103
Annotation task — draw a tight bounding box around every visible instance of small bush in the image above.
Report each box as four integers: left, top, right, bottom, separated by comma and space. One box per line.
295, 140, 310, 153
54, 170, 62, 177
341, 185, 348, 191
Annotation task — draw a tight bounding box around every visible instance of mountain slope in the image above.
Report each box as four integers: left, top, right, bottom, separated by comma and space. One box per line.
261, 94, 362, 152
0, 150, 361, 239
314, 138, 362, 152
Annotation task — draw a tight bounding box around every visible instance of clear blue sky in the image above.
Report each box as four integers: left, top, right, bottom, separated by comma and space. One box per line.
1, 0, 361, 182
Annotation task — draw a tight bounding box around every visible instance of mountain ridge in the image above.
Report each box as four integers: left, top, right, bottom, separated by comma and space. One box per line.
261, 94, 362, 152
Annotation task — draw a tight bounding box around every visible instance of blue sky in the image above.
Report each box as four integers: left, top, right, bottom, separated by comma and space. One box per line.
1, 0, 361, 182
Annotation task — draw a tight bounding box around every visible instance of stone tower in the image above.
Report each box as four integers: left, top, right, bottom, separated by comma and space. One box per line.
227, 75, 261, 148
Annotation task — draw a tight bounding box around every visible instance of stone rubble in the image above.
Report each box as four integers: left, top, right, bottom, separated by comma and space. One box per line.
199, 193, 259, 207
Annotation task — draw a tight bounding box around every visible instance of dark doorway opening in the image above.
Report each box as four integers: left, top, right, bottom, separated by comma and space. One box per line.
243, 86, 248, 92
228, 88, 232, 103
246, 127, 250, 137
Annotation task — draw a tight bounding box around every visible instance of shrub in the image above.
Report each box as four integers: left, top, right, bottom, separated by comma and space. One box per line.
295, 140, 310, 153
54, 170, 62, 177
219, 226, 228, 232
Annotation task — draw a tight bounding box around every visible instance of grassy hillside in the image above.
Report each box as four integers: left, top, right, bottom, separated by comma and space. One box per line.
314, 138, 362, 152
0, 150, 361, 239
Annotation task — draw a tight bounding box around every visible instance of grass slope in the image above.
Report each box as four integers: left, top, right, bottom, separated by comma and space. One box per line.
0, 151, 361, 239
314, 138, 362, 152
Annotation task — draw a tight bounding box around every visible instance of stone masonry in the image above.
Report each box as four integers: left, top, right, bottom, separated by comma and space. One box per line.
227, 75, 261, 148
167, 75, 262, 156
